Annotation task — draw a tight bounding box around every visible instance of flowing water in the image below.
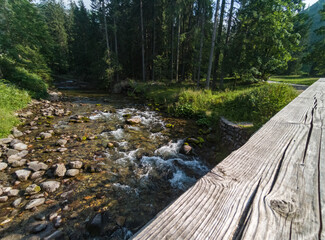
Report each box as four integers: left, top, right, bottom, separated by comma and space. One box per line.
0, 91, 225, 239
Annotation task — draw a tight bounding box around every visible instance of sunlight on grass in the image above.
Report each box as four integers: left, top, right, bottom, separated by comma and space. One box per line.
270, 75, 319, 86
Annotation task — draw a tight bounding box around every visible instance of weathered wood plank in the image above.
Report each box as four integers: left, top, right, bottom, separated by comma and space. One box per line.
133, 79, 325, 240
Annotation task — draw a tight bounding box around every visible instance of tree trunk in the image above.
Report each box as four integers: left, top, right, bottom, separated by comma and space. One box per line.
176, 13, 181, 83
197, 8, 205, 88
114, 17, 119, 82
206, 0, 220, 89
212, 0, 226, 89
220, 0, 235, 86
102, 0, 110, 56
152, 0, 156, 81
140, 0, 146, 81
171, 21, 174, 81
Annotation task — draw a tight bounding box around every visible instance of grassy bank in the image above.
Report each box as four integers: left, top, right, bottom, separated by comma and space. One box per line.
130, 81, 298, 130
0, 81, 31, 138
270, 75, 319, 86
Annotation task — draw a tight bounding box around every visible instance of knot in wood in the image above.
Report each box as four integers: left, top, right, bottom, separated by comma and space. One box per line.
270, 199, 296, 218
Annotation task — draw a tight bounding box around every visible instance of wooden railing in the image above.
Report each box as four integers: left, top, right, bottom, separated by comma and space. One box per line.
133, 79, 325, 239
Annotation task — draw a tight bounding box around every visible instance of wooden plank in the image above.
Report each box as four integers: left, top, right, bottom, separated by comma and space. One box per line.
133, 79, 325, 240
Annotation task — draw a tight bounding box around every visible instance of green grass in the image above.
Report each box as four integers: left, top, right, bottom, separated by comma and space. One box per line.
130, 81, 298, 130
0, 81, 31, 138
270, 75, 319, 86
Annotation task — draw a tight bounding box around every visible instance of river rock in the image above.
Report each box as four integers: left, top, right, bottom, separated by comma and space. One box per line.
126, 117, 141, 125
56, 139, 67, 146
30, 193, 45, 200
87, 213, 103, 234
15, 169, 31, 181
12, 198, 22, 208
11, 159, 27, 168
65, 169, 79, 177
0, 187, 2, 195
6, 149, 19, 157
53, 163, 66, 177
17, 150, 29, 158
0, 162, 8, 171
40, 132, 52, 139
25, 198, 45, 210
180, 145, 192, 155
7, 154, 22, 164
25, 184, 41, 195
0, 196, 8, 202
43, 230, 63, 240
30, 222, 48, 234
13, 143, 28, 151
31, 171, 45, 180
28, 161, 48, 172
40, 181, 60, 193
0, 138, 13, 144
7, 189, 19, 197
69, 161, 83, 169
12, 128, 23, 138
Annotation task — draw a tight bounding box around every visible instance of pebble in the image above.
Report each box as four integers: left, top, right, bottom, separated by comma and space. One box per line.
0, 196, 8, 202
25, 184, 41, 195
7, 189, 19, 197
65, 169, 79, 177
40, 181, 60, 193
12, 128, 23, 138
11, 159, 27, 168
30, 193, 45, 200
12, 198, 22, 208
40, 132, 52, 139
43, 230, 63, 240
25, 198, 45, 210
6, 149, 19, 157
53, 163, 66, 177
7, 154, 22, 164
0, 188, 2, 195
0, 162, 8, 171
69, 161, 83, 169
28, 161, 48, 172
17, 150, 29, 158
30, 222, 48, 233
15, 169, 31, 181
56, 139, 67, 146
13, 143, 28, 151
0, 138, 13, 144
30, 171, 45, 180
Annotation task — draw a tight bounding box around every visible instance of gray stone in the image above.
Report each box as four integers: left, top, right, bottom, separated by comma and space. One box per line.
40, 132, 52, 139
30, 171, 45, 180
15, 169, 31, 181
56, 139, 67, 146
53, 163, 66, 177
12, 198, 22, 208
28, 161, 48, 172
17, 150, 29, 158
6, 149, 19, 157
11, 159, 26, 168
43, 230, 63, 240
12, 128, 23, 138
0, 162, 8, 171
7, 154, 22, 164
13, 143, 28, 151
40, 181, 60, 193
87, 213, 103, 234
69, 161, 83, 169
0, 188, 2, 195
30, 193, 45, 200
25, 198, 45, 210
7, 189, 19, 197
0, 196, 8, 202
30, 222, 48, 233
25, 184, 41, 195
0, 138, 13, 144
65, 169, 79, 177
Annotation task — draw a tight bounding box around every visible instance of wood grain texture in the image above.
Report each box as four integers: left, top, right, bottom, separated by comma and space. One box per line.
133, 79, 325, 240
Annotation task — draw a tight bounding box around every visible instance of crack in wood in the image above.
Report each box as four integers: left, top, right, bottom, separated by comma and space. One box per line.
232, 179, 261, 240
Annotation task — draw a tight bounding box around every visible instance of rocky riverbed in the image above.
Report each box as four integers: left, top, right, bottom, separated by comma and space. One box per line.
0, 91, 224, 240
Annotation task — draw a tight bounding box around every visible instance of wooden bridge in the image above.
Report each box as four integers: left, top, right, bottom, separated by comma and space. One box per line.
133, 79, 325, 239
